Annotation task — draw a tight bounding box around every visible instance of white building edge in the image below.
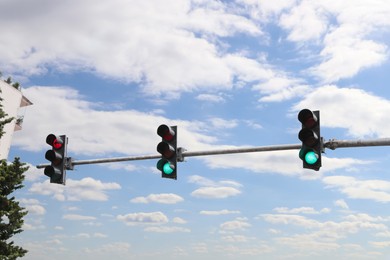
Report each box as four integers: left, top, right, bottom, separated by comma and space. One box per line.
0, 80, 32, 160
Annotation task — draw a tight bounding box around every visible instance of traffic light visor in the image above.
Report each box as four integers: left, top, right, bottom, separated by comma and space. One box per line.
45, 150, 63, 165
157, 124, 175, 141
44, 166, 61, 177
298, 128, 319, 147
298, 109, 318, 128
157, 142, 175, 158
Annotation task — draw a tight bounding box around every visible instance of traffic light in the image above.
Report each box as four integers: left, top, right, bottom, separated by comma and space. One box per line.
156, 125, 177, 180
298, 109, 322, 171
44, 134, 68, 184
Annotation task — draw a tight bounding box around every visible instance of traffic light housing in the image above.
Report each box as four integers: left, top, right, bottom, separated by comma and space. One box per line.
298, 109, 322, 171
44, 134, 68, 184
157, 125, 177, 180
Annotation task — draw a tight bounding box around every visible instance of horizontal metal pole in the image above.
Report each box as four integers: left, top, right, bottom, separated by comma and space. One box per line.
36, 143, 302, 169
36, 154, 161, 169
71, 154, 161, 166
36, 138, 390, 169
324, 138, 390, 150
181, 143, 301, 157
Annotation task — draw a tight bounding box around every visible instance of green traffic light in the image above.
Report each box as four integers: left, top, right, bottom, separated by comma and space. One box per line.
305, 151, 318, 165
163, 162, 174, 174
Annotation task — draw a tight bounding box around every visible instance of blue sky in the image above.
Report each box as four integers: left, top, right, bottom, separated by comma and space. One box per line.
2, 0, 390, 259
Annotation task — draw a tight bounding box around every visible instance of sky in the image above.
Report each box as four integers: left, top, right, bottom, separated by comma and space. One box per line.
2, 0, 390, 259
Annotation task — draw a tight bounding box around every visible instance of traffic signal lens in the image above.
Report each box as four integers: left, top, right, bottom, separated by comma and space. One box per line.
52, 139, 63, 149
305, 151, 318, 165
46, 134, 63, 149
156, 159, 175, 175
163, 162, 175, 174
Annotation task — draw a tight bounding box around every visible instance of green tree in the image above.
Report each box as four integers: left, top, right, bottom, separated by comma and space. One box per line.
0, 88, 28, 259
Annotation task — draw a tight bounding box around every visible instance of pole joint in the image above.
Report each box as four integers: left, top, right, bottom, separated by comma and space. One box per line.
177, 147, 186, 162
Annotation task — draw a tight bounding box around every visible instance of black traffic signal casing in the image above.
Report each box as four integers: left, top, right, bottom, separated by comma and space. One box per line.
156, 125, 177, 180
298, 109, 322, 171
44, 134, 68, 184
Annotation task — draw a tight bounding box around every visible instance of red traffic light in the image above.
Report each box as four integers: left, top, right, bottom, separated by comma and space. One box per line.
44, 134, 68, 185
157, 124, 175, 142
46, 134, 63, 149
298, 109, 318, 129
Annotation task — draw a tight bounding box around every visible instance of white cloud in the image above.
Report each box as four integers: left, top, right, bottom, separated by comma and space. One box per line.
191, 187, 241, 199
220, 218, 251, 231
130, 193, 184, 204
188, 175, 242, 188
222, 235, 254, 243
201, 149, 368, 179
293, 85, 390, 138
334, 199, 349, 210
200, 209, 241, 216
312, 36, 387, 82
196, 94, 225, 103
273, 207, 330, 215
29, 177, 121, 201
104, 163, 138, 172
172, 217, 187, 224
0, 0, 263, 97
117, 212, 169, 226
84, 242, 131, 255
144, 226, 190, 233
25, 204, 46, 215
13, 86, 219, 156
75, 233, 90, 239
279, 1, 328, 42
73, 232, 107, 239
244, 120, 263, 130
315, 1, 390, 82
188, 175, 243, 199
16, 86, 369, 177
94, 233, 107, 238
224, 54, 309, 102
239, 0, 296, 21
261, 212, 388, 240
23, 164, 45, 182
188, 175, 217, 186
370, 241, 390, 248
63, 214, 96, 221
323, 176, 390, 203
12, 85, 366, 180
208, 118, 238, 129
254, 0, 390, 82
0, 1, 326, 103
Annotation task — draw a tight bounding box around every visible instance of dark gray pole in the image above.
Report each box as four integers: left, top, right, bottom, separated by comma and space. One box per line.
36, 138, 390, 169
324, 138, 390, 150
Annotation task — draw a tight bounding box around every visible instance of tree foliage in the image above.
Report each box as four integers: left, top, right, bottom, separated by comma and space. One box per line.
0, 158, 28, 259
0, 83, 28, 259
